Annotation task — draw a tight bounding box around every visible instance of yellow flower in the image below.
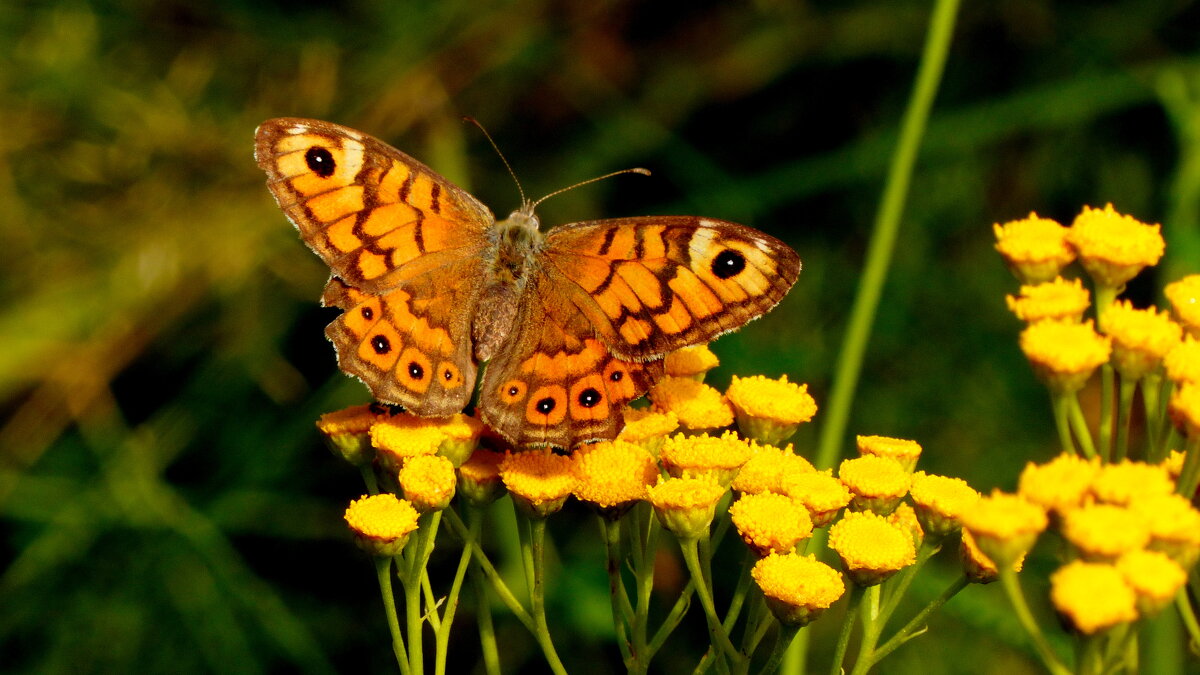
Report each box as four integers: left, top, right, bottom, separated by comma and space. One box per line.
960, 528, 1024, 585
457, 448, 507, 506
1164, 336, 1200, 384
1090, 461, 1173, 506
752, 553, 845, 627
659, 431, 752, 486
1101, 301, 1183, 380
1061, 504, 1150, 562
344, 493, 420, 557
646, 476, 727, 539
1067, 204, 1165, 288
1169, 381, 1200, 438
960, 491, 1048, 567
838, 455, 911, 515
855, 435, 922, 473
1005, 277, 1091, 324
1164, 274, 1200, 337
500, 450, 577, 518
371, 414, 445, 474
398, 455, 457, 512
888, 502, 924, 549
1116, 549, 1187, 617
316, 403, 387, 466
1050, 561, 1138, 634
909, 471, 980, 538
572, 440, 659, 517
993, 213, 1075, 284
617, 407, 679, 456
828, 511, 917, 586
648, 377, 734, 431
725, 375, 818, 446
780, 470, 853, 527
1019, 320, 1111, 393
1128, 493, 1200, 567
432, 413, 486, 467
1161, 449, 1185, 480
729, 492, 814, 556
732, 443, 814, 495
1018, 453, 1099, 513
663, 344, 719, 381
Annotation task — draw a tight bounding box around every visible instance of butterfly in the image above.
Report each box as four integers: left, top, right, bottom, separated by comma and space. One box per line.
255, 118, 801, 450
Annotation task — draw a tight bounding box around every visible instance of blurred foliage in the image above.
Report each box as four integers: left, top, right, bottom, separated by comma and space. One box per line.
2, 0, 1200, 673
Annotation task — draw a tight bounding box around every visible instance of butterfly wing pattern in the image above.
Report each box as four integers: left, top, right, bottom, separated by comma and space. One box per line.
256, 118, 801, 449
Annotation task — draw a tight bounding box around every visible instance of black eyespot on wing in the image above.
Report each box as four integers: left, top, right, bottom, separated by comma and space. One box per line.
305, 146, 336, 177
408, 362, 424, 380
610, 371, 624, 382
509, 386, 520, 396
578, 388, 602, 408
443, 369, 453, 381
361, 307, 374, 320
372, 335, 390, 354
536, 397, 556, 414
712, 249, 746, 279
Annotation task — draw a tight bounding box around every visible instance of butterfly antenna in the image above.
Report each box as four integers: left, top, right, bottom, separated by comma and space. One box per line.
530, 167, 652, 211
463, 116, 529, 209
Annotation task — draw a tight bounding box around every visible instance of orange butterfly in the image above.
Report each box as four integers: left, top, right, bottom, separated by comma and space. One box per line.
255, 118, 800, 449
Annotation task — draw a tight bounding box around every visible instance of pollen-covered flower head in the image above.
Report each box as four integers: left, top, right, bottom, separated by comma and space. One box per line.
838, 455, 911, 515
828, 510, 917, 586
500, 450, 577, 518
780, 469, 853, 527
648, 376, 734, 432
1090, 461, 1174, 506
732, 442, 814, 495
663, 344, 720, 381
752, 553, 845, 627
1129, 493, 1200, 568
960, 528, 1025, 584
993, 213, 1075, 284
1101, 301, 1182, 380
457, 447, 507, 506
961, 490, 1048, 567
1018, 453, 1099, 513
371, 414, 446, 474
1019, 320, 1111, 393
317, 403, 388, 466
1067, 204, 1165, 288
1165, 336, 1200, 384
431, 413, 486, 467
1164, 274, 1200, 337
398, 454, 457, 512
1050, 560, 1138, 634
572, 440, 659, 517
1116, 549, 1186, 617
646, 476, 726, 540
659, 431, 752, 486
1005, 277, 1091, 324
888, 502, 924, 549
909, 471, 980, 538
617, 407, 679, 456
729, 492, 814, 556
1061, 503, 1150, 562
1169, 380, 1200, 438
725, 374, 818, 446
855, 435, 922, 473
344, 493, 420, 557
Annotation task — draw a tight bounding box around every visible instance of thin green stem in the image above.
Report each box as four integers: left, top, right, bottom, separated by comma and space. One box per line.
633, 503, 658, 669
528, 518, 568, 675
829, 584, 864, 675
1115, 377, 1136, 462
404, 559, 424, 675
1068, 394, 1097, 459
680, 537, 742, 667
375, 557, 411, 675
872, 575, 969, 665
760, 625, 801, 675
361, 464, 380, 495
1154, 380, 1178, 462
464, 508, 501, 675
1175, 592, 1200, 650
441, 507, 535, 632
1175, 438, 1200, 498
420, 571, 441, 633
1141, 373, 1163, 457
1100, 364, 1115, 461
433, 513, 473, 675
998, 569, 1071, 675
600, 516, 635, 669
1053, 393, 1078, 456
648, 577, 695, 659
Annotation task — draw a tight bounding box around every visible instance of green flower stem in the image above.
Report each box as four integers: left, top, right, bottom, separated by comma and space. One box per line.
1094, 285, 1119, 331
375, 557, 411, 675
1175, 438, 1200, 498
998, 569, 1070, 675
433, 513, 474, 675
1052, 393, 1078, 456
600, 516, 635, 669
1115, 377, 1137, 462
420, 572, 442, 633
723, 551, 755, 634
871, 574, 969, 665
471, 570, 501, 675
1067, 394, 1097, 459
635, 504, 660, 656
441, 507, 535, 633
812, 0, 960, 472
528, 518, 569, 675
681, 537, 743, 667
760, 625, 801, 675
1100, 364, 1115, 461
829, 584, 865, 675
403, 558, 424, 675
647, 577, 695, 659
1174, 591, 1200, 649
853, 540, 940, 674
1076, 634, 1103, 675
849, 585, 882, 675
1142, 373, 1164, 456
361, 464, 380, 495
1154, 380, 1178, 462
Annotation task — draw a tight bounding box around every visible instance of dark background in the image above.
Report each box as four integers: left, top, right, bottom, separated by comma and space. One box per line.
2, 0, 1199, 672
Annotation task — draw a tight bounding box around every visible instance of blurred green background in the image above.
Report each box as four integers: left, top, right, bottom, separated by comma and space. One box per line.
3, 0, 1200, 673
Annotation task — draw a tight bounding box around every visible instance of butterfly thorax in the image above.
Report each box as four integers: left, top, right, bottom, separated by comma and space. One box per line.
473, 208, 545, 362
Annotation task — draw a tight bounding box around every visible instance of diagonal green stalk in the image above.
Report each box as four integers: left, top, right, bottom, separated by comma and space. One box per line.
1052, 393, 1078, 456
600, 516, 635, 669
680, 537, 742, 667
1067, 395, 1097, 459
1100, 364, 1115, 461
433, 512, 474, 675
1175, 437, 1200, 498
441, 507, 535, 632
462, 507, 501, 675
526, 517, 568, 675
1115, 377, 1137, 462
998, 569, 1071, 675
376, 556, 411, 675
870, 574, 968, 665
829, 584, 865, 675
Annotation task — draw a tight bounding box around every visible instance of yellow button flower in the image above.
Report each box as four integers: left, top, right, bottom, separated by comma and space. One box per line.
500, 450, 577, 518
729, 492, 814, 556
960, 491, 1048, 567
1067, 204, 1165, 288
1061, 504, 1150, 562
780, 469, 853, 527
855, 435, 922, 473
909, 471, 980, 538
1005, 277, 1091, 324
1090, 460, 1173, 505
1101, 300, 1182, 380
1164, 336, 1200, 384
398, 455, 457, 512
1050, 561, 1138, 634
1169, 381, 1200, 438
344, 493, 420, 557
993, 212, 1075, 284
1019, 319, 1111, 393
1116, 549, 1186, 617
659, 431, 752, 486
838, 455, 911, 515
960, 528, 1024, 584
617, 407, 679, 456
663, 344, 719, 381
732, 442, 814, 495
572, 440, 659, 517
317, 403, 388, 466
1164, 274, 1200, 337
457, 448, 507, 506
1128, 493, 1200, 568
1018, 453, 1099, 513
828, 510, 917, 586
752, 553, 845, 627
371, 414, 446, 475
725, 374, 818, 446
432, 413, 486, 467
888, 502, 924, 549
646, 476, 727, 540
648, 376, 734, 432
